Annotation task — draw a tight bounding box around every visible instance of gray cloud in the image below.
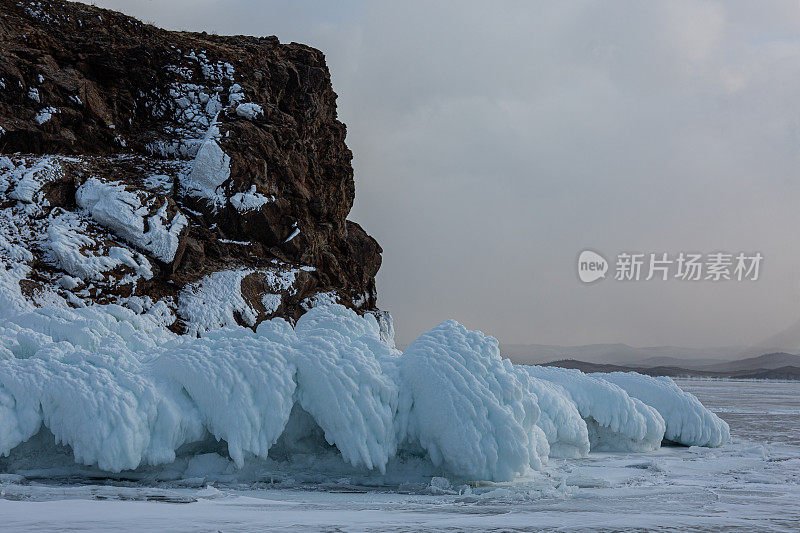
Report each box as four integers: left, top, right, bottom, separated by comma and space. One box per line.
96, 1, 800, 349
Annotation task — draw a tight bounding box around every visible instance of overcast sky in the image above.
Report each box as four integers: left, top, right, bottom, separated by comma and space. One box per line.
96, 1, 800, 349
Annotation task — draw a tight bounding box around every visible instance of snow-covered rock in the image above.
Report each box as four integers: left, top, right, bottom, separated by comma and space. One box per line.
177, 264, 317, 335
301, 290, 340, 311
178, 269, 259, 334
33, 107, 58, 125
4, 156, 63, 204
45, 210, 153, 282
1, 3, 384, 330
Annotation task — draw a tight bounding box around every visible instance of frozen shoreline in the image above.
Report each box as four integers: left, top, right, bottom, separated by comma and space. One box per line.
1, 442, 797, 532
1, 303, 795, 532
1, 378, 798, 532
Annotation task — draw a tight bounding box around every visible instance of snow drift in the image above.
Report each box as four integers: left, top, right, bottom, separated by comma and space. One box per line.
0, 304, 729, 482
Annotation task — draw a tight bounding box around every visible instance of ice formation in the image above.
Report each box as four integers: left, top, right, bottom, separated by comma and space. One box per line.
398, 320, 547, 480
45, 210, 154, 282
592, 371, 730, 447
0, 303, 729, 482
522, 366, 666, 452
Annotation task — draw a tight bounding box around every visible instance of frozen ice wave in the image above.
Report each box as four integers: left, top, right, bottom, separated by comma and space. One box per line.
289, 306, 399, 472
0, 304, 728, 482
592, 371, 730, 447
519, 374, 590, 459
522, 366, 666, 452
398, 320, 546, 480
152, 328, 296, 467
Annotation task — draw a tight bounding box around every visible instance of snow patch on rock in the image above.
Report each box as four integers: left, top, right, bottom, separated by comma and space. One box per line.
301, 291, 339, 311
44, 210, 153, 282
261, 294, 281, 314
4, 156, 63, 204
179, 123, 230, 208
235, 103, 263, 120
262, 262, 313, 293
179, 264, 317, 334
230, 185, 273, 213
34, 107, 58, 125
178, 269, 257, 335
76, 178, 187, 263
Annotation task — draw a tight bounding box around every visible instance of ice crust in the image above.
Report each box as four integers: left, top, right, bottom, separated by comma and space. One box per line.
0, 304, 729, 482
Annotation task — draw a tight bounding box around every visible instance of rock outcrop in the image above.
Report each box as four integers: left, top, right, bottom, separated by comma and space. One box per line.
0, 0, 384, 333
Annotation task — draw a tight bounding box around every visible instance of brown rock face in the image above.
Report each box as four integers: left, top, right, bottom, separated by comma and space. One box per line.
0, 0, 382, 331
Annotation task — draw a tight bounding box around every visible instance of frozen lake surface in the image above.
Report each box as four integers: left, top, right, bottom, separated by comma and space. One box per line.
1, 378, 798, 532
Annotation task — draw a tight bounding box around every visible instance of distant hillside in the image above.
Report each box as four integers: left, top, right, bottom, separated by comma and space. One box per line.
501, 343, 739, 367
698, 352, 800, 372
540, 359, 800, 380
633, 355, 728, 369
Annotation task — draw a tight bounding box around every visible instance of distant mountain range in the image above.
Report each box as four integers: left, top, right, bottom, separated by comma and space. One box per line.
501, 316, 800, 369
694, 352, 800, 372
501, 343, 740, 368
535, 352, 800, 380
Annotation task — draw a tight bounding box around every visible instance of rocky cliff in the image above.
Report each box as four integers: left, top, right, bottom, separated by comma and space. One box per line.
0, 0, 387, 336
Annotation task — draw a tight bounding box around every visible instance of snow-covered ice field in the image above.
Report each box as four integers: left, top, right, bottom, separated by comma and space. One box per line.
0, 378, 797, 532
